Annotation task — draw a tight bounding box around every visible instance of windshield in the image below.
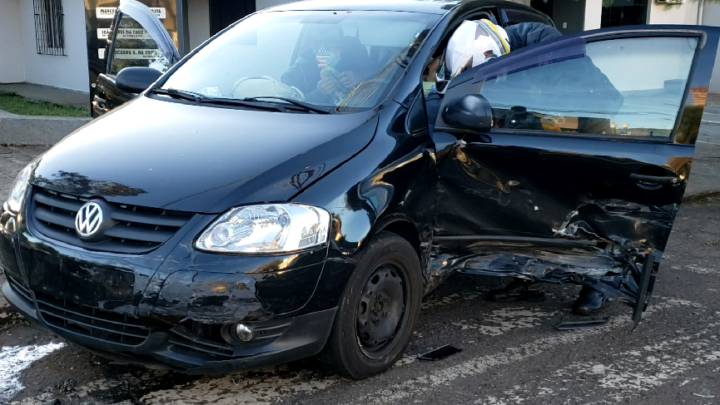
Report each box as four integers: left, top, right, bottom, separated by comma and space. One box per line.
161, 11, 438, 112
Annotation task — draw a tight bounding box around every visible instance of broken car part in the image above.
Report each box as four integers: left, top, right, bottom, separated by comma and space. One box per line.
417, 344, 463, 361
555, 317, 611, 331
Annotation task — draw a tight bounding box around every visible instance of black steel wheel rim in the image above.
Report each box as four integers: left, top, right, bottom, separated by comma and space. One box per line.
356, 265, 406, 358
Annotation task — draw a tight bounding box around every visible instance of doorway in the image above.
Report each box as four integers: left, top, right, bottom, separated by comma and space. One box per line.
209, 0, 254, 35
601, 0, 648, 27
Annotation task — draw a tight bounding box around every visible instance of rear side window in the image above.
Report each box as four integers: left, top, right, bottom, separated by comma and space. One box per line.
478, 36, 697, 137
108, 14, 170, 76
502, 9, 552, 26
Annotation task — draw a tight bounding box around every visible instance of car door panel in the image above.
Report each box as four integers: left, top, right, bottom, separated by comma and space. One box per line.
430, 26, 719, 307
93, 0, 179, 117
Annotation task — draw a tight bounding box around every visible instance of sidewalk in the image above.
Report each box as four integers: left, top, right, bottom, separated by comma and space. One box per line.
0, 109, 90, 145
0, 83, 89, 109
0, 83, 91, 144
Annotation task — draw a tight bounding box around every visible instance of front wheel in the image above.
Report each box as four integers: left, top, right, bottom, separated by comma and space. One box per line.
321, 232, 423, 379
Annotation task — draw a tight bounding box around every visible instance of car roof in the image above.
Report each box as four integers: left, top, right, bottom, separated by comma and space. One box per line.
264, 0, 537, 16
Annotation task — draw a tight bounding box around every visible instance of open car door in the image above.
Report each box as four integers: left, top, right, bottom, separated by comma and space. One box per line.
92, 0, 180, 117
432, 26, 719, 318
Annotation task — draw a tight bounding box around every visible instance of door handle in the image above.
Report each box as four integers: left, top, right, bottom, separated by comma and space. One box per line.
93, 94, 107, 112
630, 173, 680, 185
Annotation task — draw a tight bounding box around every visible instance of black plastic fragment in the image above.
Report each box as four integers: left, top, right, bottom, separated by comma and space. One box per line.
417, 344, 463, 361
632, 250, 657, 331
556, 317, 610, 330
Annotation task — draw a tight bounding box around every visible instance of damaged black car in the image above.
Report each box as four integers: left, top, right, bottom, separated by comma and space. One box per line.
2, 0, 718, 379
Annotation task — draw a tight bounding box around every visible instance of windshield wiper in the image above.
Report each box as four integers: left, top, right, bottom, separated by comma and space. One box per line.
152, 89, 282, 111
151, 88, 207, 102
242, 96, 332, 114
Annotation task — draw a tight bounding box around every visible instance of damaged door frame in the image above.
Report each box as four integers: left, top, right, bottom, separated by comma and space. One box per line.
428, 25, 720, 319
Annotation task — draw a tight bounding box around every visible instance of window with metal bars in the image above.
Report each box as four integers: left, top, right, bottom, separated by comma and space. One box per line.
33, 0, 66, 56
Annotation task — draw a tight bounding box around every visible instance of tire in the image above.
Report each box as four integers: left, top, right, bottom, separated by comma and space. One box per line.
321, 231, 423, 379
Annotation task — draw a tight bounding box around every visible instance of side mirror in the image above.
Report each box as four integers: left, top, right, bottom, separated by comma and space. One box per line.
442, 94, 493, 132
116, 67, 163, 94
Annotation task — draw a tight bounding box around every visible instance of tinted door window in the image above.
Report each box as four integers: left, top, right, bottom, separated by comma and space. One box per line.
479, 36, 697, 137
108, 14, 171, 76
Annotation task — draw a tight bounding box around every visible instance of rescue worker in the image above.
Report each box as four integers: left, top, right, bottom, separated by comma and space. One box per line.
426, 20, 609, 315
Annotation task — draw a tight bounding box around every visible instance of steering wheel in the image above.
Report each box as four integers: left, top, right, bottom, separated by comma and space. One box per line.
231, 75, 305, 101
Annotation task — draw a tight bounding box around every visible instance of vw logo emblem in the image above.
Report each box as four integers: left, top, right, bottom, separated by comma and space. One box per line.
75, 202, 103, 238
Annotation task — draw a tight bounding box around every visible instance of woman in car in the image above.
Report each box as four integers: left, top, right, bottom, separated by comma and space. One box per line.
283, 36, 373, 105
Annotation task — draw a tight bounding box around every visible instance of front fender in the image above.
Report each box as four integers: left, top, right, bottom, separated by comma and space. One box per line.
291, 101, 438, 303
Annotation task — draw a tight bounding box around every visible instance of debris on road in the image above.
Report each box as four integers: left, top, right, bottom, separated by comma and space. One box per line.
555, 317, 611, 330
417, 345, 462, 361
693, 389, 715, 399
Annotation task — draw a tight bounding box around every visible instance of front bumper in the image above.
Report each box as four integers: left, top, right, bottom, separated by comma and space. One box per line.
3, 278, 337, 373
0, 191, 353, 373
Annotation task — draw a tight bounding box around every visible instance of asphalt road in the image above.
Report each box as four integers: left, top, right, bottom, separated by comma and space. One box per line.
2, 101, 720, 404
0, 195, 718, 405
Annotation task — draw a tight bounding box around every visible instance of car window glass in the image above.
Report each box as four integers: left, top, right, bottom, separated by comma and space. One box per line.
503, 9, 552, 26
478, 36, 697, 137
161, 11, 438, 112
109, 14, 170, 76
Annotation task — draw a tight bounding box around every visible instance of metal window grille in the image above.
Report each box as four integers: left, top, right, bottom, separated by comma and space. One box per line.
33, 0, 65, 56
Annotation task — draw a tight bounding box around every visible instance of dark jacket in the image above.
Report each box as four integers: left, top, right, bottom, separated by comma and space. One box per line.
505, 22, 562, 50
281, 48, 321, 95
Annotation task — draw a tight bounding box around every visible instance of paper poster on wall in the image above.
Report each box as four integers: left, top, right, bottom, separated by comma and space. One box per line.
98, 28, 152, 40
96, 7, 166, 19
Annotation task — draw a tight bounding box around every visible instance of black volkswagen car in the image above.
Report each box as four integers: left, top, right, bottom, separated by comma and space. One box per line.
2, 0, 718, 379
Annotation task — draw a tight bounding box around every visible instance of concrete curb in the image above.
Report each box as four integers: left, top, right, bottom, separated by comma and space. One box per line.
0, 111, 91, 145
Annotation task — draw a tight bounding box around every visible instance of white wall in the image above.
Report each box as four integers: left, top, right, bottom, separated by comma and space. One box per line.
648, 1, 700, 25
19, 0, 89, 92
188, 0, 210, 50
703, 1, 720, 92
256, 0, 294, 11
0, 0, 26, 83
584, 0, 602, 30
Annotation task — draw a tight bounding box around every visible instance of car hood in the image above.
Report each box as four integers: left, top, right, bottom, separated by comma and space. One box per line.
31, 96, 378, 213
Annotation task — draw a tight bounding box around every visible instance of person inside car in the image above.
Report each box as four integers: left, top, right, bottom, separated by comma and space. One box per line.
426, 19, 612, 316
283, 36, 373, 105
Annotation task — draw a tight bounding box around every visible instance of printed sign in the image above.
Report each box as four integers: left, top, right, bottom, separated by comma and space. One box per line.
96, 7, 166, 19
113, 48, 164, 59
96, 7, 116, 19
97, 28, 152, 40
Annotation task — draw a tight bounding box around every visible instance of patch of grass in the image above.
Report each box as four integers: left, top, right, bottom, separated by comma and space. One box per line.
0, 91, 89, 117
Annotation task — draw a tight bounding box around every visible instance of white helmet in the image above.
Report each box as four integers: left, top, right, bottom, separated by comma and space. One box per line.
436, 19, 510, 93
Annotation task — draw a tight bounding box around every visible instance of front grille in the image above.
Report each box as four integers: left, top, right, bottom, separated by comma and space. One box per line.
167, 321, 290, 359
169, 331, 235, 359
7, 274, 33, 303
35, 291, 151, 346
30, 187, 193, 254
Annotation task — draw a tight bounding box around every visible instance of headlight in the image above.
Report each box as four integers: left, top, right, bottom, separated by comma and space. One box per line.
195, 204, 330, 253
6, 164, 32, 214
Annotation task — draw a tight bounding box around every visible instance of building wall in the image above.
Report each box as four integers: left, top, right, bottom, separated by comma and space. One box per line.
188, 0, 210, 50
256, 0, 293, 11
19, 0, 89, 92
584, 0, 602, 30
703, 1, 720, 92
648, 1, 700, 25
0, 0, 26, 83
553, 0, 586, 34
